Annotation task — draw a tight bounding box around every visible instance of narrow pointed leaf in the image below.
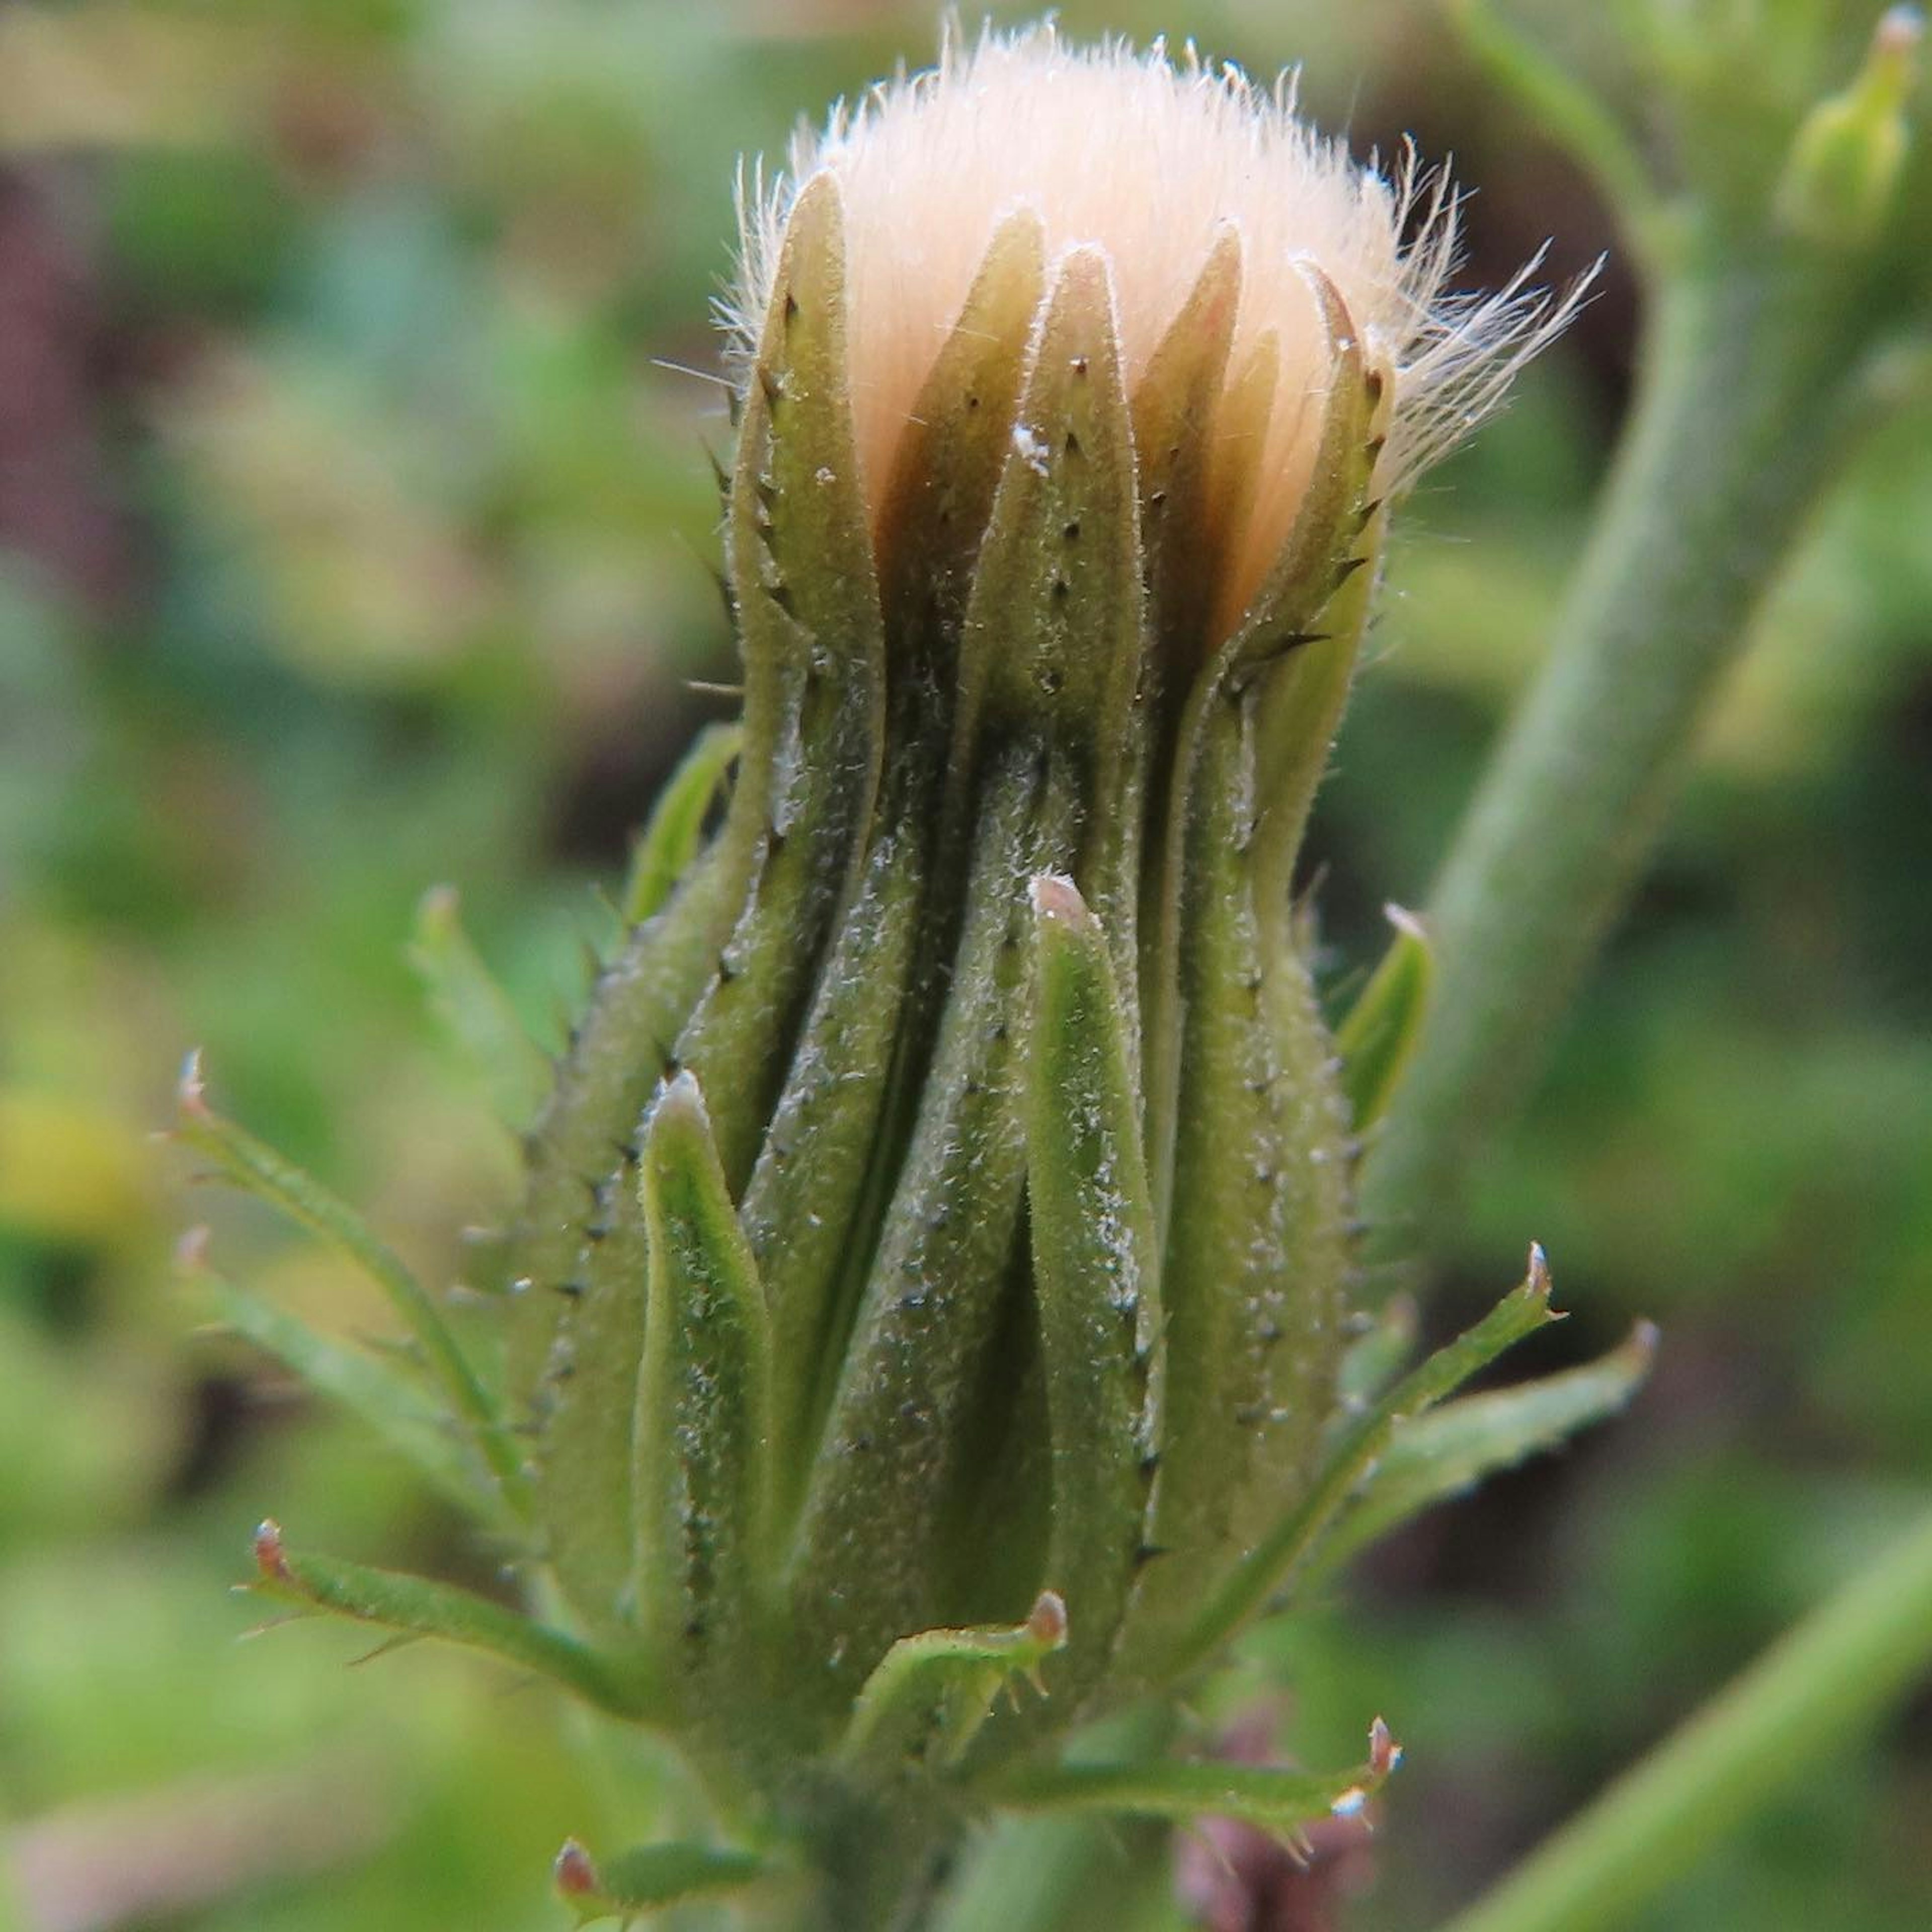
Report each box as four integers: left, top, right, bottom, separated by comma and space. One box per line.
1242, 278, 1390, 911
632, 1075, 774, 1712
176, 1057, 528, 1513
1129, 693, 1352, 1669
1311, 1320, 1659, 1581
988, 1717, 1402, 1830
1334, 906, 1433, 1134
410, 887, 551, 1127
503, 845, 740, 1406
686, 169, 886, 1189
509, 177, 878, 1403
247, 1522, 646, 1717
554, 1838, 772, 1924
839, 1591, 1069, 1774
790, 761, 1061, 1702
1179, 1247, 1564, 1667
739, 821, 923, 1522
620, 722, 742, 927
1026, 875, 1160, 1696
184, 1234, 500, 1525
947, 243, 1146, 918
1132, 223, 1243, 681
533, 1175, 649, 1635
875, 208, 1046, 661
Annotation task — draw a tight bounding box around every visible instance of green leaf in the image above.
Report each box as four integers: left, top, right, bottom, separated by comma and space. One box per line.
1025, 875, 1161, 1697
1131, 295, 1384, 1671
1311, 1320, 1659, 1582
947, 241, 1147, 910
739, 818, 924, 1522
839, 1591, 1069, 1774
409, 885, 551, 1128
532, 1178, 649, 1637
182, 1230, 505, 1526
989, 1716, 1402, 1831
1176, 1247, 1563, 1668
788, 756, 1064, 1707
632, 1074, 774, 1718
1237, 266, 1388, 908
619, 721, 742, 927
1333, 1294, 1419, 1416
247, 1522, 646, 1718
874, 207, 1045, 660
176, 1056, 530, 1514
1131, 225, 1244, 686
503, 845, 740, 1423
1129, 698, 1353, 1669
554, 1837, 772, 1924
509, 175, 882, 1409
1334, 905, 1433, 1133
692, 168, 886, 1188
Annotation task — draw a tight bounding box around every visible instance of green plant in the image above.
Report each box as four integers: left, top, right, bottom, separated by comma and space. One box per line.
169, 8, 1932, 1931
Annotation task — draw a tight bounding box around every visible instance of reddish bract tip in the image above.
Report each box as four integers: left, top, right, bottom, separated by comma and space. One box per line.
253, 1519, 292, 1583
553, 1839, 600, 1898
1027, 871, 1090, 930
1369, 1715, 1402, 1780
1027, 1588, 1070, 1649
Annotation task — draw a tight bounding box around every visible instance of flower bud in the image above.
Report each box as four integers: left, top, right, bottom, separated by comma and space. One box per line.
200, 25, 1605, 1924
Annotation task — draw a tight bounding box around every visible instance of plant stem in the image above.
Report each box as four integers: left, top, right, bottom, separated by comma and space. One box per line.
1359, 215, 1885, 1256
1438, 1504, 1932, 1932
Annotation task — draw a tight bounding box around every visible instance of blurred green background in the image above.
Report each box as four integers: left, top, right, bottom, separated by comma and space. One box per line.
2, 2, 1927, 1927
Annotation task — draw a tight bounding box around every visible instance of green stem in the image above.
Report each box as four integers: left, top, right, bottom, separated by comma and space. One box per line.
1438, 1504, 1932, 1932
1361, 217, 1882, 1256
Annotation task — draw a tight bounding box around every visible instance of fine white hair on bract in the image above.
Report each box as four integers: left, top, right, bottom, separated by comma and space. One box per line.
726, 21, 1584, 627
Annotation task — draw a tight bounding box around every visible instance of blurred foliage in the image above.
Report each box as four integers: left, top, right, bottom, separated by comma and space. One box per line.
0, 2, 1926, 1929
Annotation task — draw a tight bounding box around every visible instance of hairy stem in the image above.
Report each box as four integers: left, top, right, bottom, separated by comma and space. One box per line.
1439, 1504, 1932, 1932
1361, 215, 1887, 1256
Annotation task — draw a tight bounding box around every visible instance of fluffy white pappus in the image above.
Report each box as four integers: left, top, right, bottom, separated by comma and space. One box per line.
727, 21, 1581, 634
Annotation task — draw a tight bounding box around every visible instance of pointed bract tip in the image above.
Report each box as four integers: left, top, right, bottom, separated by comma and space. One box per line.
178, 1047, 210, 1119
1369, 1715, 1402, 1779
1027, 1589, 1070, 1649
175, 1225, 213, 1274
554, 1839, 600, 1898
1525, 1241, 1552, 1299
1629, 1318, 1663, 1362
1382, 902, 1427, 943
655, 1068, 709, 1126
253, 1519, 292, 1584
1028, 871, 1091, 930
